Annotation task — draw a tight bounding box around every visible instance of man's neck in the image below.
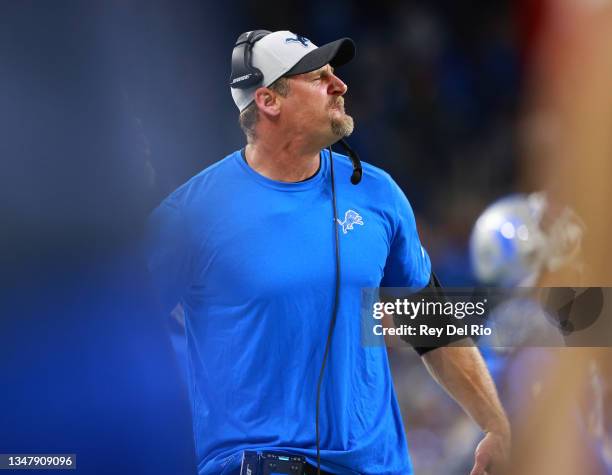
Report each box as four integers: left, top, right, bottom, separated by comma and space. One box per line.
244, 139, 322, 183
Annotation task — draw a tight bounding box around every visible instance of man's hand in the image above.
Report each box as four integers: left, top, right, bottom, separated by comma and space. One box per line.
420, 346, 511, 474
470, 430, 511, 475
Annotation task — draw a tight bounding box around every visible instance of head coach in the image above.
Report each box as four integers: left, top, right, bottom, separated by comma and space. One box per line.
147, 30, 510, 475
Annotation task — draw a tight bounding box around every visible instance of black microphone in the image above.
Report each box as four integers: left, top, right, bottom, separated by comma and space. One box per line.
336, 139, 362, 185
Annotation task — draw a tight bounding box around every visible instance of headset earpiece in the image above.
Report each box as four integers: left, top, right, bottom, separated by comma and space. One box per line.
229, 30, 271, 89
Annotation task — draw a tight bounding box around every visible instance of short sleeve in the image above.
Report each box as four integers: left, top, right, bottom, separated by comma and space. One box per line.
381, 178, 431, 290
146, 197, 195, 314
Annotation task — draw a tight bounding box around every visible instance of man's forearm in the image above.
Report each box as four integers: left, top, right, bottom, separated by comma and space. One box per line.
421, 346, 510, 436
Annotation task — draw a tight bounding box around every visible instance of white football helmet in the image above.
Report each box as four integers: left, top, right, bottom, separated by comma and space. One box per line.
469, 192, 584, 287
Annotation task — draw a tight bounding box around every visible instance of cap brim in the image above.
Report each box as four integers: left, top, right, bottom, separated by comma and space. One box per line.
285, 38, 355, 76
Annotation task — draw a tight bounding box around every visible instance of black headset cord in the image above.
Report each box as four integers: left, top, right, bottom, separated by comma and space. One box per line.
315, 147, 341, 475
316, 143, 362, 475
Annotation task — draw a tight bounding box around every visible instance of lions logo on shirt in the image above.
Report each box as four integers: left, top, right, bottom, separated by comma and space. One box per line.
337, 209, 364, 234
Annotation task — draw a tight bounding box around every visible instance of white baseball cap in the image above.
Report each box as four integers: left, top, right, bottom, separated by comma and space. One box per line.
229, 30, 355, 111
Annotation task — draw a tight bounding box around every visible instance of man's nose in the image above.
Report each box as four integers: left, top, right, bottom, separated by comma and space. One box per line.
328, 74, 348, 96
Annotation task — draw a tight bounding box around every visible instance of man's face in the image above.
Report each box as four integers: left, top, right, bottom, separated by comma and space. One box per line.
281, 64, 354, 145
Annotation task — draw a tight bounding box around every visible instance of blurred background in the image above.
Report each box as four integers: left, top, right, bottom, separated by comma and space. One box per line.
1, 0, 610, 474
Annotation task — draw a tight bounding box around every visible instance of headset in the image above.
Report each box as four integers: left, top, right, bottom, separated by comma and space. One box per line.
230, 31, 362, 475
229, 30, 272, 90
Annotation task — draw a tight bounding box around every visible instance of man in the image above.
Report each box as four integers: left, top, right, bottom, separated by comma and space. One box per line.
148, 30, 510, 475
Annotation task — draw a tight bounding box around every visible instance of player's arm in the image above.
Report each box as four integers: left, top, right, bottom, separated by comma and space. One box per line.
421, 345, 511, 475
381, 175, 510, 473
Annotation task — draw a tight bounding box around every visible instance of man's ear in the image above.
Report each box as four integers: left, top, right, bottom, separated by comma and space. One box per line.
253, 87, 281, 117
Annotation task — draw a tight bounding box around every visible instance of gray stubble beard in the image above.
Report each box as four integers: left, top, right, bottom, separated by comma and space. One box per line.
331, 113, 354, 138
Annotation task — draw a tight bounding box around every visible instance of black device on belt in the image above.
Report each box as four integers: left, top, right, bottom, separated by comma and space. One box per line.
239, 451, 305, 475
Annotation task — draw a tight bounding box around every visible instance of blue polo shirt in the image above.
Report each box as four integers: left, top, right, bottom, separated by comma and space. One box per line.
147, 149, 431, 474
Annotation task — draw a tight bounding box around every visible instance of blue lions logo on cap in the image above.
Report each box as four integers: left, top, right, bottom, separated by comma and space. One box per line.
285, 34, 310, 47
